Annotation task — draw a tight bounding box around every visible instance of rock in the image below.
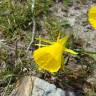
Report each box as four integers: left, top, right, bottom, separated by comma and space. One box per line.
10, 76, 76, 96
10, 76, 33, 96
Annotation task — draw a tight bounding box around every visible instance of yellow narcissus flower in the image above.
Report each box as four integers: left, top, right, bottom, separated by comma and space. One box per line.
33, 36, 78, 73
88, 6, 96, 29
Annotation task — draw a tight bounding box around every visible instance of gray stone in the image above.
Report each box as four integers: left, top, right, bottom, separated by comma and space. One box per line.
10, 76, 76, 96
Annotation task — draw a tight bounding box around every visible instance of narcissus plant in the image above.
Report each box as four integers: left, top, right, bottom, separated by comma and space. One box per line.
88, 6, 96, 29
33, 35, 78, 73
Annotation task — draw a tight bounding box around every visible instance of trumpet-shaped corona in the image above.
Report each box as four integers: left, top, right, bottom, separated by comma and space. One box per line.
33, 36, 78, 73
88, 6, 96, 29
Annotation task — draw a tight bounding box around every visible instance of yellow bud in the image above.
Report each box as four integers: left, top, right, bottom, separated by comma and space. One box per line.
33, 42, 63, 72
88, 6, 96, 29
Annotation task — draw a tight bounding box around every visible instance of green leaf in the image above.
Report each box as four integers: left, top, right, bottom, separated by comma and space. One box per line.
88, 53, 96, 61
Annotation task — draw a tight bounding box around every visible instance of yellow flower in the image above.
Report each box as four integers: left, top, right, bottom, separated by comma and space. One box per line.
88, 6, 96, 29
33, 36, 78, 73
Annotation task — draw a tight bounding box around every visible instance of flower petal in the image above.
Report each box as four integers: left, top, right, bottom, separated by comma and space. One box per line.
88, 6, 96, 29
35, 38, 54, 44
33, 43, 63, 73
35, 44, 47, 47
58, 36, 69, 45
64, 48, 78, 55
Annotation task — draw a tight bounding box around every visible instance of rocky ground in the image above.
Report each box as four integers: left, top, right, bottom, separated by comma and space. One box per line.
0, 0, 96, 96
